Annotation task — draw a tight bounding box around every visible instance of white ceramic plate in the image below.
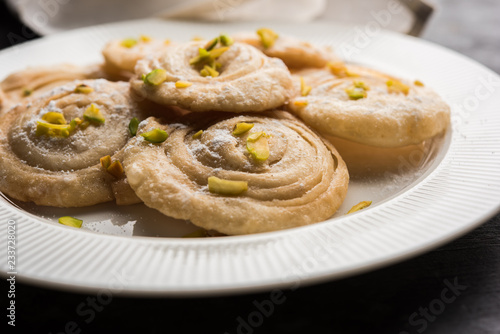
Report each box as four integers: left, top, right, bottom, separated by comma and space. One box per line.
1, 19, 499, 296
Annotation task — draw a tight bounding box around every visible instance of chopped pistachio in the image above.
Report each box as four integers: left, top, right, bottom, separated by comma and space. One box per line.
204, 37, 219, 51
200, 65, 219, 78
208, 47, 229, 59
300, 77, 312, 96
189, 48, 211, 65
140, 35, 152, 42
233, 122, 254, 135
120, 38, 137, 48
327, 62, 358, 78
208, 176, 248, 196
74, 84, 94, 94
22, 88, 32, 97
247, 132, 270, 161
107, 160, 124, 178
353, 81, 370, 90
247, 131, 265, 143
347, 201, 372, 214
58, 216, 83, 228
79, 120, 90, 130
35, 122, 71, 138
100, 155, 112, 169
69, 118, 82, 132
129, 117, 139, 136
192, 130, 203, 139
141, 128, 168, 143
257, 28, 278, 49
175, 81, 193, 88
182, 229, 208, 238
293, 100, 308, 107
414, 80, 424, 87
143, 69, 168, 86
83, 104, 105, 124
387, 80, 410, 95
42, 112, 66, 125
214, 62, 222, 70
345, 86, 367, 100
220, 34, 233, 46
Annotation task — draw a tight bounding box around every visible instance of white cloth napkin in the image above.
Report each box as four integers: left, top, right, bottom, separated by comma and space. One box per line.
6, 0, 326, 35
6, 0, 415, 36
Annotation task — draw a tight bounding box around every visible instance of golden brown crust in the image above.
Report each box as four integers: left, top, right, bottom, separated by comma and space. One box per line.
102, 38, 172, 76
0, 79, 146, 207
130, 41, 294, 112
123, 111, 349, 235
289, 65, 451, 147
233, 31, 340, 69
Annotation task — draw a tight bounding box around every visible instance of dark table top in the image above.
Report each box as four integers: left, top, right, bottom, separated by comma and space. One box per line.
1, 0, 499, 333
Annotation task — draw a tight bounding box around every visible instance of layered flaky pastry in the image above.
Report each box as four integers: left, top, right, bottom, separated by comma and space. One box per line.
102, 36, 173, 79
131, 41, 294, 112
232, 29, 340, 69
0, 79, 158, 207
289, 64, 451, 148
0, 64, 107, 115
122, 111, 349, 235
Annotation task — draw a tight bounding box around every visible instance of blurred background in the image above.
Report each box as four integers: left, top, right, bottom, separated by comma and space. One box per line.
1, 0, 499, 333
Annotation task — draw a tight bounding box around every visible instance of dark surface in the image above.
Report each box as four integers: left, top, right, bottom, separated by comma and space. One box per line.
1, 0, 499, 333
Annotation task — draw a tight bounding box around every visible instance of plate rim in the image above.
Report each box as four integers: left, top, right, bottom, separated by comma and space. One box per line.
1, 18, 500, 296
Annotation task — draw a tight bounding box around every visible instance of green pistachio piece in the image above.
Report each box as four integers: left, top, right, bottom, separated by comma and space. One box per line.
353, 81, 370, 90
208, 176, 248, 196
200, 65, 219, 77
208, 47, 229, 59
175, 81, 193, 88
129, 117, 139, 136
345, 84, 367, 100
204, 37, 219, 51
300, 77, 312, 96
189, 48, 211, 65
74, 84, 94, 94
22, 88, 33, 97
141, 128, 168, 143
347, 201, 372, 214
414, 80, 424, 87
100, 155, 112, 169
143, 69, 168, 86
233, 122, 254, 135
35, 121, 71, 137
42, 112, 66, 125
58, 216, 83, 228
256, 28, 278, 49
386, 80, 409, 95
220, 34, 233, 46
69, 118, 82, 132
120, 38, 137, 48
83, 104, 105, 124
192, 130, 203, 139
107, 160, 124, 178
246, 131, 270, 161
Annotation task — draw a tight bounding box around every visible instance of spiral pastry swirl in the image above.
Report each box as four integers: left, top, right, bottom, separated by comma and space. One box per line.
123, 110, 349, 235
0, 64, 104, 115
102, 37, 172, 78
289, 65, 451, 147
0, 79, 150, 207
232, 31, 340, 69
131, 41, 294, 112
